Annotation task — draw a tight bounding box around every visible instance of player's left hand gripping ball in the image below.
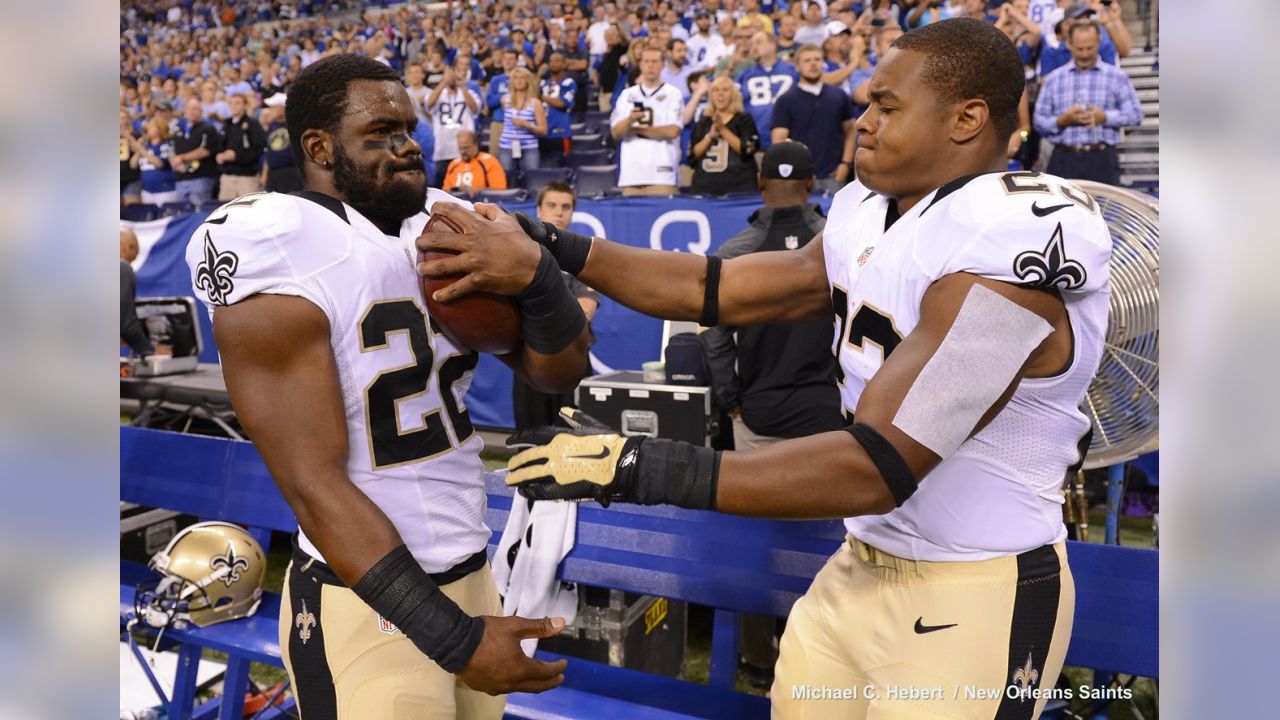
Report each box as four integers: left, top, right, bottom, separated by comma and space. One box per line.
506, 408, 642, 504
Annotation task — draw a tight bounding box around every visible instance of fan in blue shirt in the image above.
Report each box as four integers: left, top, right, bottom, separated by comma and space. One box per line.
486, 50, 519, 124
738, 33, 798, 150
539, 54, 578, 140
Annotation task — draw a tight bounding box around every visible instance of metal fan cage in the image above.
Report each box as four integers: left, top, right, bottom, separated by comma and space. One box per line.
1073, 181, 1159, 469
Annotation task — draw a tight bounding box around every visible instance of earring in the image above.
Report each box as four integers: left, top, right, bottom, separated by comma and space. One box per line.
321, 160, 331, 169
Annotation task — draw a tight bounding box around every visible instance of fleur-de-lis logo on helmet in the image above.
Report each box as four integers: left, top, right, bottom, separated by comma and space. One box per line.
1013, 224, 1088, 290
1011, 652, 1040, 695
210, 544, 250, 587
194, 231, 239, 305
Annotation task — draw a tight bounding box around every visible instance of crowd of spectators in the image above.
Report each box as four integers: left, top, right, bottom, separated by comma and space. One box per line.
120, 0, 1143, 207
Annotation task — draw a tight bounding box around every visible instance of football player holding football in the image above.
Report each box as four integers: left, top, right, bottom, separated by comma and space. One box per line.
188, 54, 591, 719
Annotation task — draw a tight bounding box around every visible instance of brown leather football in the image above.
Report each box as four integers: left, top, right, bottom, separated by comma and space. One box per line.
418, 213, 522, 355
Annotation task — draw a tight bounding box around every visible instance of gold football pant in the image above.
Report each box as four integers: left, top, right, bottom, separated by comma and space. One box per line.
772, 537, 1073, 719
280, 549, 505, 720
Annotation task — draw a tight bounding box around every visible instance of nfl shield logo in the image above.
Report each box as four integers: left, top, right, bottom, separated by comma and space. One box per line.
785, 235, 799, 250
778, 163, 793, 178
378, 615, 399, 634
857, 246, 875, 266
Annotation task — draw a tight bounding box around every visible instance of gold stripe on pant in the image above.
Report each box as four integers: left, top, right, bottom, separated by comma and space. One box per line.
280, 563, 506, 720
771, 538, 1073, 719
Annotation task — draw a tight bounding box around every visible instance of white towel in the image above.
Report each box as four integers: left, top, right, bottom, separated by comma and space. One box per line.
492, 497, 579, 656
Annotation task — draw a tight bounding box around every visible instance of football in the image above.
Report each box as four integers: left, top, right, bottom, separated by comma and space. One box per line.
419, 213, 522, 355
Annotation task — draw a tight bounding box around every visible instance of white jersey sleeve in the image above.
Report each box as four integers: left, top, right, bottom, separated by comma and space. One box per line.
185, 192, 349, 317
916, 174, 1112, 296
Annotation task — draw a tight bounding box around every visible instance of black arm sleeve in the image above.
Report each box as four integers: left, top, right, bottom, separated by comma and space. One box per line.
120, 261, 153, 356
698, 325, 740, 410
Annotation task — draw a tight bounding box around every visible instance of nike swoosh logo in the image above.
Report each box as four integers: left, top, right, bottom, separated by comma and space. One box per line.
567, 448, 611, 460
914, 617, 958, 634
1031, 202, 1072, 217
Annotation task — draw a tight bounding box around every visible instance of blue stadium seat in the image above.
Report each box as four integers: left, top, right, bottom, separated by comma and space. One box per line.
519, 167, 574, 190
160, 201, 196, 216
121, 203, 161, 222
581, 118, 608, 137
568, 149, 614, 167
474, 188, 529, 202
571, 132, 604, 149
574, 164, 619, 198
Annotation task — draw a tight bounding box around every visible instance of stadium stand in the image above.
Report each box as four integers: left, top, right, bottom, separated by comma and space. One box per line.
121, 0, 1159, 217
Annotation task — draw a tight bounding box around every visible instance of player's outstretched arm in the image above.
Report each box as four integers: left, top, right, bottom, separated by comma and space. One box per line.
507, 274, 1070, 518
215, 295, 567, 694
417, 203, 832, 327
415, 202, 592, 394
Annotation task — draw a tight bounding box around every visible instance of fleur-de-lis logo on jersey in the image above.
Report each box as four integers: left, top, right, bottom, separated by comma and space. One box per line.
194, 231, 239, 305
210, 544, 250, 587
1013, 224, 1087, 290
295, 599, 316, 644
1011, 652, 1040, 695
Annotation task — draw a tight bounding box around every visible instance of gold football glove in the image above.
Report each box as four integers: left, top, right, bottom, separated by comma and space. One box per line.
506, 432, 640, 504
505, 409, 721, 509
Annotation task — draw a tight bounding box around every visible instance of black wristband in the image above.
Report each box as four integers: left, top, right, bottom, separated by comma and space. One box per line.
513, 211, 593, 275
516, 246, 587, 355
614, 437, 720, 510
699, 255, 721, 327
351, 545, 485, 674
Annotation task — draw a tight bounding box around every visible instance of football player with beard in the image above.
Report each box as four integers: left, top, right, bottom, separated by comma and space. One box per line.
186, 54, 591, 719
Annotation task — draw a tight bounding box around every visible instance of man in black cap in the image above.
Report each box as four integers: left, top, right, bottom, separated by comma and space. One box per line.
698, 142, 843, 687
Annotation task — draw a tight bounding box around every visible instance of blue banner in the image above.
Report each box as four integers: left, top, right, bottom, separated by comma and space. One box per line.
128, 194, 836, 429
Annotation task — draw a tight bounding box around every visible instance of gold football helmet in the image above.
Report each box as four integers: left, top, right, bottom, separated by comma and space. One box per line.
136, 521, 266, 629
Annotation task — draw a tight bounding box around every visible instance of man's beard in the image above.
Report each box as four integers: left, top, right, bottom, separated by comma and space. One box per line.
331, 144, 427, 232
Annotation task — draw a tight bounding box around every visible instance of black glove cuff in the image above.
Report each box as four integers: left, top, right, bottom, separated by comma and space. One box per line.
514, 212, 593, 275
516, 246, 587, 355
618, 437, 720, 510
351, 545, 485, 673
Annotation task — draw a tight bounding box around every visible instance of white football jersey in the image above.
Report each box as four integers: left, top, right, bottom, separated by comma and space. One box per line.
824, 172, 1112, 561
611, 82, 685, 188
186, 189, 488, 573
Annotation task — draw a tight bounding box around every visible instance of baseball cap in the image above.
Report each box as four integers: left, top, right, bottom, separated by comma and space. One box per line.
826, 20, 851, 37
1065, 2, 1096, 18
761, 141, 814, 181
264, 92, 287, 107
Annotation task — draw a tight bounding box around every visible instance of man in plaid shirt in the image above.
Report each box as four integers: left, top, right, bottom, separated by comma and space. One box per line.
1033, 19, 1143, 185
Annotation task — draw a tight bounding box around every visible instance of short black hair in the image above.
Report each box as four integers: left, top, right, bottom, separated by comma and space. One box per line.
892, 18, 1024, 140
537, 181, 576, 211
286, 53, 401, 172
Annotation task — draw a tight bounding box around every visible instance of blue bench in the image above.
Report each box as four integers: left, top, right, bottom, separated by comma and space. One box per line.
121, 427, 1158, 719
